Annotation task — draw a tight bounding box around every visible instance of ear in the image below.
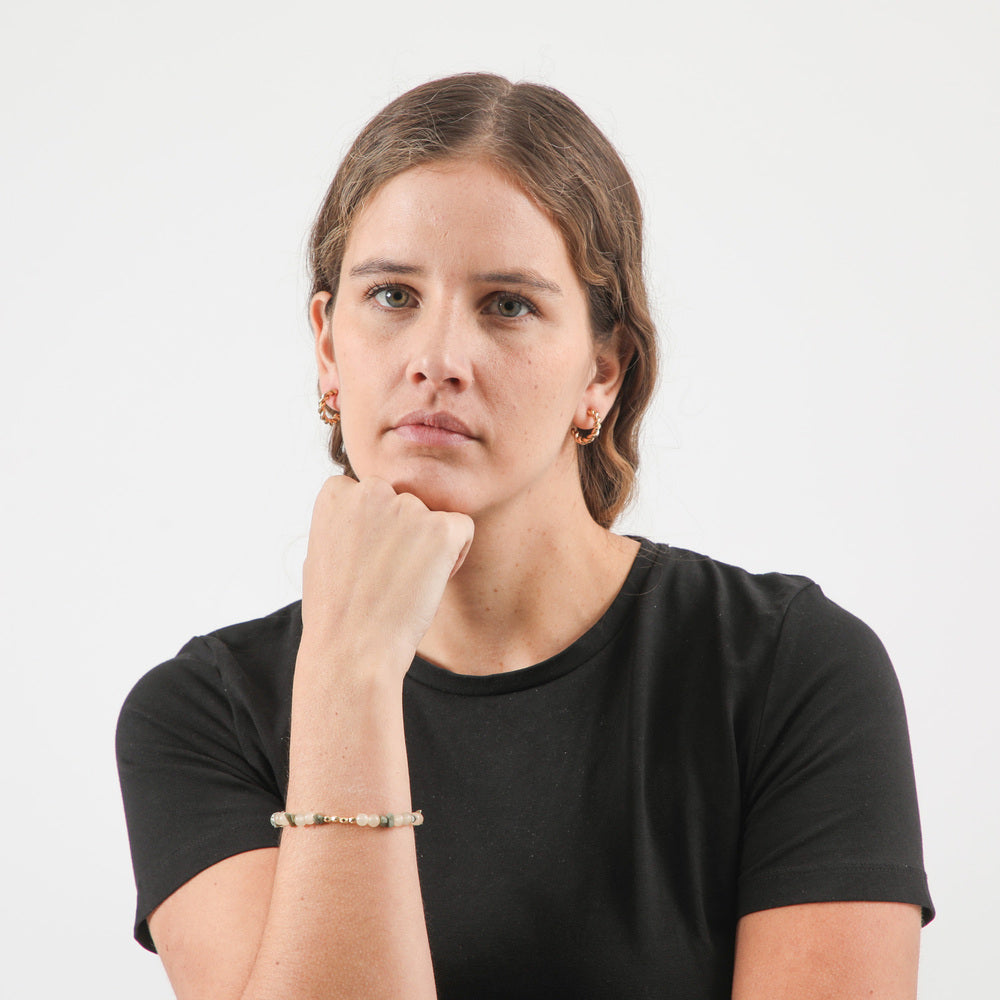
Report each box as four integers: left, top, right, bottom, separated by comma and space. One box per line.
576, 329, 632, 427
311, 291, 339, 393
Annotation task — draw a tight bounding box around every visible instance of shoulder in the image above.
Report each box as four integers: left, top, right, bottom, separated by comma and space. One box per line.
120, 602, 302, 706
632, 539, 836, 660
637, 539, 882, 650
205, 599, 304, 668
653, 542, 815, 615
116, 601, 303, 756
624, 540, 900, 735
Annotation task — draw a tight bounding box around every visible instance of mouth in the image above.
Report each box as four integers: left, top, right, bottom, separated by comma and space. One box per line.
391, 410, 476, 446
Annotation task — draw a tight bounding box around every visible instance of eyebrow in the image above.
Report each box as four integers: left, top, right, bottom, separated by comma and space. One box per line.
476, 271, 562, 296
347, 258, 562, 295
348, 258, 422, 279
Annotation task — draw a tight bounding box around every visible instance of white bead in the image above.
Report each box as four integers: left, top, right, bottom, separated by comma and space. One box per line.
368, 814, 381, 827
356, 812, 368, 826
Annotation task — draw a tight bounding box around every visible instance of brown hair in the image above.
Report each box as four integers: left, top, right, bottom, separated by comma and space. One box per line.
308, 72, 658, 528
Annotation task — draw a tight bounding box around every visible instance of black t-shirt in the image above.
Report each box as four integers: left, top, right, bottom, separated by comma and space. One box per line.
116, 540, 933, 997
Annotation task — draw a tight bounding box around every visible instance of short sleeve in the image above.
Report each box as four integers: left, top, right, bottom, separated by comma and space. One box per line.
737, 584, 934, 924
115, 636, 283, 951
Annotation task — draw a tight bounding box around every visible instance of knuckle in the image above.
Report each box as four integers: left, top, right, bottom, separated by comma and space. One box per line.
398, 491, 428, 515
359, 476, 393, 500
318, 475, 346, 503
430, 511, 462, 545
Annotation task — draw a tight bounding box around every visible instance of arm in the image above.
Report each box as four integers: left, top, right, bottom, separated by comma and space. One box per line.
146, 476, 472, 999
148, 849, 277, 999
731, 901, 921, 999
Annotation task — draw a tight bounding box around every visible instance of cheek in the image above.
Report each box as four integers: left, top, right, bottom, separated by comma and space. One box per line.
331, 326, 393, 398
329, 354, 382, 459
505, 363, 586, 444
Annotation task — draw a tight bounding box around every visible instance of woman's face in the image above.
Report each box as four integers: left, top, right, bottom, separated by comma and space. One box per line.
311, 158, 624, 520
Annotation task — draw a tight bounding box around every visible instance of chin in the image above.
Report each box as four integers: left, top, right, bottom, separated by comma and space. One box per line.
360, 458, 476, 514
389, 475, 474, 515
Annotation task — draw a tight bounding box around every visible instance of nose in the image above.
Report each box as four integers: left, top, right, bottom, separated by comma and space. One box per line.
404, 306, 474, 390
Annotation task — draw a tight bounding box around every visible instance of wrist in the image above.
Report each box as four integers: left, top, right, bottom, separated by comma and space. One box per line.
288, 650, 411, 800
291, 658, 405, 736
296, 630, 415, 682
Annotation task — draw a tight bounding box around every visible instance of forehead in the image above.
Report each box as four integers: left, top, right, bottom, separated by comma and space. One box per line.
344, 159, 575, 275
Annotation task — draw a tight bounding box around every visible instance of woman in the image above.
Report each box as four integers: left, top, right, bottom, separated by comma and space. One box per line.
117, 73, 933, 999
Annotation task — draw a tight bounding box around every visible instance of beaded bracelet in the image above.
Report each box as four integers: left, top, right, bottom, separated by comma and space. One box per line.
270, 809, 424, 829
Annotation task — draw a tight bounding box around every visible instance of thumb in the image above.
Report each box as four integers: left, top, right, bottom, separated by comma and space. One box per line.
445, 513, 475, 579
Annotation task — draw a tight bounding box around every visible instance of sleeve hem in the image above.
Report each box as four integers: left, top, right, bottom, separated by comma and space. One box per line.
134, 831, 281, 953
738, 863, 935, 927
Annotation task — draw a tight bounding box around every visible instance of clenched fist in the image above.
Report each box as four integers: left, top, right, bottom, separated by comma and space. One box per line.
299, 476, 474, 679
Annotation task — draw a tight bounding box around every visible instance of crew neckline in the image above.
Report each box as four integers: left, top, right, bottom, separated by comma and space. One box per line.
405, 536, 666, 696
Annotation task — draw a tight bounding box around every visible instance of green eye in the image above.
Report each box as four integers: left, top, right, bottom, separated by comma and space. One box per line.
494, 296, 531, 318
374, 287, 411, 308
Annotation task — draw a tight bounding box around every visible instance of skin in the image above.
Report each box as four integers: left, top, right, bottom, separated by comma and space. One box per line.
147, 158, 921, 998
732, 901, 921, 999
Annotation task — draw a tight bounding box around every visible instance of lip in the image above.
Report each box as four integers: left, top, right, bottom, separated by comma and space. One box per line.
391, 410, 476, 445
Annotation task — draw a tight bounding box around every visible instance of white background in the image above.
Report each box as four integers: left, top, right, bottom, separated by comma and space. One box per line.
2, 1, 997, 995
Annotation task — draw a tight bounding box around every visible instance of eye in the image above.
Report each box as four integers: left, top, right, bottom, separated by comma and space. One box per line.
369, 285, 413, 309
489, 293, 535, 319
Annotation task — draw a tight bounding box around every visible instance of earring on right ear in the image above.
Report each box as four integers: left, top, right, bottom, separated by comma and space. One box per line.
571, 408, 602, 445
318, 389, 340, 425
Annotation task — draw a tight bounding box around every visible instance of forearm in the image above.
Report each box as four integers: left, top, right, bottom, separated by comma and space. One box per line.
241, 644, 435, 999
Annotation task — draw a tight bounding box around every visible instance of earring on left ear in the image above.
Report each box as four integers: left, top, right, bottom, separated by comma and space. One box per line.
318, 388, 340, 425
571, 408, 602, 445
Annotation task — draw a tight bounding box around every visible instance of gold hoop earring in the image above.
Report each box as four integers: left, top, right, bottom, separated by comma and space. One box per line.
571, 408, 602, 445
318, 388, 340, 425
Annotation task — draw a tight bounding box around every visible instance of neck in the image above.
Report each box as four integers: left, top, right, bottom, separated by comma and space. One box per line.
417, 486, 639, 676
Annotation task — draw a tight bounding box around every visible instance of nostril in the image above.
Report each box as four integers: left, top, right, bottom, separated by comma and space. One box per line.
406, 346, 471, 388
